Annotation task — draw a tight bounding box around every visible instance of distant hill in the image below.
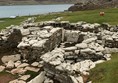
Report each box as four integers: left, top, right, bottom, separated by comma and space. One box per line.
0, 0, 79, 5
68, 0, 118, 11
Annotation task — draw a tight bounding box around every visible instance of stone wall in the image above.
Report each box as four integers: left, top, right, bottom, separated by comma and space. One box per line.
17, 26, 62, 61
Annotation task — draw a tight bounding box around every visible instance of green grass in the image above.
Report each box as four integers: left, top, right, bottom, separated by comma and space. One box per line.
36, 8, 118, 25
25, 70, 40, 82
89, 53, 118, 83
0, 16, 30, 30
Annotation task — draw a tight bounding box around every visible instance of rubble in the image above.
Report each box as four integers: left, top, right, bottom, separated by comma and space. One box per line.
0, 18, 118, 83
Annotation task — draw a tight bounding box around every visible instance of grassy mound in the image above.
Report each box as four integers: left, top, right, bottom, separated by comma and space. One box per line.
89, 53, 118, 83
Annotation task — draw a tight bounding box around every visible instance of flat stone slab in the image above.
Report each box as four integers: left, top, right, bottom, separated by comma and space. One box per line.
25, 67, 40, 72
17, 63, 29, 68
19, 75, 30, 81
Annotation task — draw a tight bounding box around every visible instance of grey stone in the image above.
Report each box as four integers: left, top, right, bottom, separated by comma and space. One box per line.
25, 67, 40, 72
19, 75, 31, 81
0, 66, 5, 72
81, 48, 96, 54
1, 54, 21, 63
75, 43, 88, 49
6, 60, 14, 68
28, 71, 46, 83
11, 68, 27, 75
31, 62, 39, 67
82, 37, 97, 44
17, 63, 29, 68
63, 46, 77, 51
14, 61, 21, 67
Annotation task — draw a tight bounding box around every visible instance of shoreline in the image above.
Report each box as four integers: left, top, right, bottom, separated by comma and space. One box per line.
0, 3, 74, 6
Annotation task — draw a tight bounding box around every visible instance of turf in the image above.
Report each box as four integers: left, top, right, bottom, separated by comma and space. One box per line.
0, 16, 30, 30
89, 53, 118, 83
36, 8, 118, 25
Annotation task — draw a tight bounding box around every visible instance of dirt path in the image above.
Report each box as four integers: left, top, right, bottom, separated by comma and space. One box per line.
0, 73, 16, 83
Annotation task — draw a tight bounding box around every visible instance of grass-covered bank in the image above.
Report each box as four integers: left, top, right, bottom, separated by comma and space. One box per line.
89, 53, 118, 83
0, 8, 118, 30
36, 8, 118, 24
0, 16, 30, 30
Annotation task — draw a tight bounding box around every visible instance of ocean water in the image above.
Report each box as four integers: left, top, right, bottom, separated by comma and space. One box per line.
0, 4, 72, 18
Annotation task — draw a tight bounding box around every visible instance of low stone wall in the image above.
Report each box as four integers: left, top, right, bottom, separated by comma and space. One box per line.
17, 26, 62, 61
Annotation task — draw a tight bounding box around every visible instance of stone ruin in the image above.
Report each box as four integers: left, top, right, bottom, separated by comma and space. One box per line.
0, 18, 118, 83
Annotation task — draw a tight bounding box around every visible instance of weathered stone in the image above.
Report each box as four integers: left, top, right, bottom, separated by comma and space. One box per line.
82, 37, 97, 44
44, 77, 54, 83
32, 39, 47, 48
94, 60, 105, 64
70, 75, 78, 83
80, 60, 96, 72
1, 54, 21, 63
63, 46, 77, 51
75, 43, 88, 49
20, 29, 30, 36
25, 67, 40, 72
65, 30, 80, 42
0, 66, 5, 72
11, 68, 27, 75
76, 76, 84, 83
19, 75, 31, 81
14, 61, 21, 67
17, 42, 30, 48
17, 63, 29, 68
28, 71, 46, 83
9, 79, 26, 83
6, 60, 14, 68
9, 79, 19, 83
80, 48, 96, 54
31, 62, 39, 67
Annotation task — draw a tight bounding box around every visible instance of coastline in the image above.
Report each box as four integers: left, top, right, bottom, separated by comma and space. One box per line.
0, 3, 74, 6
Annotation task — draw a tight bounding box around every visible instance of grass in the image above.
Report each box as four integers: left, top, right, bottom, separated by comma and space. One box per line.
0, 16, 30, 30
36, 8, 118, 25
25, 70, 40, 82
89, 53, 118, 83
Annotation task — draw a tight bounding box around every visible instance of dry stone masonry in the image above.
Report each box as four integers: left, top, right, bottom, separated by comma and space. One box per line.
0, 17, 118, 83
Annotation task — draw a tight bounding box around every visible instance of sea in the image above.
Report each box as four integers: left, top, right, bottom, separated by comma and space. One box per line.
0, 4, 73, 18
